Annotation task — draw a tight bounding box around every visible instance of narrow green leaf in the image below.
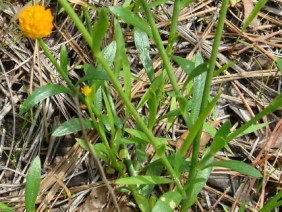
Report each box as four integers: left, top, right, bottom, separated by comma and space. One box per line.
277, 58, 282, 74
242, 0, 267, 31
92, 8, 108, 55
180, 0, 195, 9
113, 20, 132, 111
83, 7, 92, 33
179, 92, 221, 155
237, 122, 268, 137
93, 143, 109, 162
0, 203, 14, 212
239, 201, 246, 212
76, 138, 88, 151
184, 165, 212, 207
60, 44, 68, 74
137, 75, 163, 109
259, 190, 282, 212
190, 56, 207, 125
157, 108, 181, 122
115, 176, 173, 185
213, 62, 234, 77
210, 121, 231, 154
188, 63, 208, 87
134, 27, 154, 82
172, 55, 195, 75
114, 19, 125, 77
151, 192, 182, 212
75, 63, 109, 86
133, 192, 150, 212
199, 122, 231, 168
227, 93, 282, 142
25, 156, 41, 212
203, 160, 262, 178
52, 118, 94, 137
20, 84, 70, 114
109, 6, 152, 37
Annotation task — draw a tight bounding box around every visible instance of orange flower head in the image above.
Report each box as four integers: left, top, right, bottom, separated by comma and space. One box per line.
81, 86, 92, 97
19, 5, 54, 39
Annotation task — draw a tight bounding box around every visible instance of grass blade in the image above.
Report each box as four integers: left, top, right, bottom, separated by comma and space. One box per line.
25, 156, 41, 212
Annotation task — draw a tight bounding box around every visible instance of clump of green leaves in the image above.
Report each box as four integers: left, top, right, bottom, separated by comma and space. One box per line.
18, 0, 282, 211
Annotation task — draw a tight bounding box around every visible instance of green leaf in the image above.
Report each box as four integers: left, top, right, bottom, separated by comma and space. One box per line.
172, 55, 195, 75
133, 192, 150, 212
157, 108, 181, 122
75, 64, 109, 86
114, 19, 125, 77
190, 57, 207, 125
109, 6, 152, 37
136, 143, 148, 163
92, 8, 109, 55
184, 165, 212, 207
52, 118, 94, 137
227, 93, 282, 142
93, 143, 109, 162
276, 58, 282, 74
179, 92, 221, 155
20, 84, 70, 114
209, 121, 231, 155
189, 63, 207, 88
25, 156, 41, 212
203, 160, 262, 178
137, 75, 163, 109
112, 21, 131, 107
213, 62, 234, 77
237, 122, 268, 137
151, 192, 182, 212
76, 138, 88, 151
115, 176, 173, 185
180, 0, 195, 9
143, 154, 190, 173
125, 128, 149, 142
242, 0, 267, 31
199, 122, 231, 169
239, 201, 246, 212
259, 189, 282, 212
0, 203, 15, 212
60, 44, 68, 74
134, 27, 154, 82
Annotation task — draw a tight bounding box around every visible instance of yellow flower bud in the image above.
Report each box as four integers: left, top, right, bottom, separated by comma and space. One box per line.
19, 5, 54, 39
81, 85, 92, 97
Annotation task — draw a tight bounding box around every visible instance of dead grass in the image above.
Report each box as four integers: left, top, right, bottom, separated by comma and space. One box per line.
0, 0, 281, 211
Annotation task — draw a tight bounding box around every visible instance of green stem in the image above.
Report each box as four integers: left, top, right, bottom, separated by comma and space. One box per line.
38, 39, 75, 91
227, 93, 282, 142
166, 0, 180, 57
139, 0, 180, 97
86, 99, 125, 176
181, 0, 230, 210
58, 0, 92, 46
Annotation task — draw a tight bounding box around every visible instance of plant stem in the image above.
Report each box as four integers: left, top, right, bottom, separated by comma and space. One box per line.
181, 0, 230, 210
166, 0, 180, 57
58, 0, 92, 46
73, 95, 120, 212
139, 0, 180, 97
38, 39, 75, 92
86, 98, 125, 176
